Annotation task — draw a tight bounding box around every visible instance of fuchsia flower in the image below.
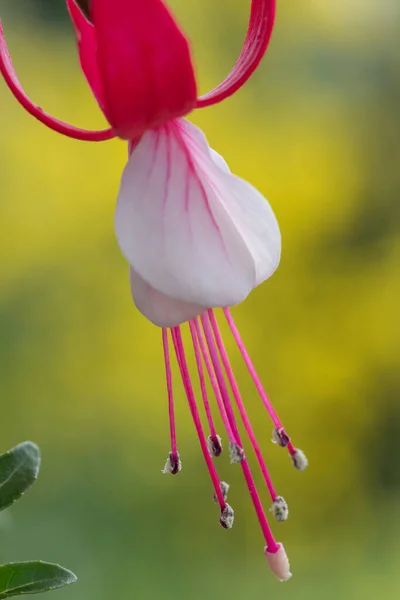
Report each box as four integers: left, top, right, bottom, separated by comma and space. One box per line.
0, 0, 308, 581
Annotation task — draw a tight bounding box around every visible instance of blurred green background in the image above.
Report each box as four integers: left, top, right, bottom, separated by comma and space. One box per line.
1, 1, 399, 598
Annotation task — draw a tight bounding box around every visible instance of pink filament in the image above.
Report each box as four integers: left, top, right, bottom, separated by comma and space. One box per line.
223, 308, 297, 456
162, 328, 177, 455
201, 313, 278, 552
0, 19, 115, 142
196, 0, 276, 108
188, 321, 217, 439
208, 310, 277, 501
287, 443, 296, 456
171, 327, 226, 510
193, 318, 235, 442
200, 314, 241, 444
223, 308, 282, 426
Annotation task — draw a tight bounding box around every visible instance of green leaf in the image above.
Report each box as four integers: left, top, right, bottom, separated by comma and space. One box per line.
0, 562, 77, 598
0, 443, 40, 512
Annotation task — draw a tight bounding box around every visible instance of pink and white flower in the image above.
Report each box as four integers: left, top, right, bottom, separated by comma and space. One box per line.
0, 0, 308, 581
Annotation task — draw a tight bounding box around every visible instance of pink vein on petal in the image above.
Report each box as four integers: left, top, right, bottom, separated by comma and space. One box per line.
161, 126, 173, 248
169, 121, 232, 265
184, 153, 192, 215
145, 129, 161, 180
163, 126, 173, 211
171, 121, 221, 232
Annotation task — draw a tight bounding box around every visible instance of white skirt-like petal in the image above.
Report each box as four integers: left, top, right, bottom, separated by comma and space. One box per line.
129, 267, 206, 327
115, 119, 281, 322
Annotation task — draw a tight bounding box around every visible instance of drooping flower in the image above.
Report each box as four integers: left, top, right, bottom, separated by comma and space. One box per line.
0, 0, 308, 581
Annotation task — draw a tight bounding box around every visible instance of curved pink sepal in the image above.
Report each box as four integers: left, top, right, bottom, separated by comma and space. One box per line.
0, 17, 115, 142
66, 0, 105, 110
89, 0, 197, 139
197, 0, 276, 107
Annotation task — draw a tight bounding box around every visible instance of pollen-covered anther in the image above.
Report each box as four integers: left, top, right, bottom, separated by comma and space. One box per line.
162, 451, 182, 475
270, 496, 289, 522
207, 434, 223, 458
265, 544, 292, 582
219, 503, 235, 529
291, 449, 309, 472
213, 481, 230, 504
228, 441, 245, 464
272, 427, 290, 448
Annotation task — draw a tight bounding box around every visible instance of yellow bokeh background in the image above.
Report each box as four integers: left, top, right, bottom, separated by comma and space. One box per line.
1, 1, 399, 599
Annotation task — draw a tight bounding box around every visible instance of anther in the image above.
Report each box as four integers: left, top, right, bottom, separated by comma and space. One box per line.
162, 451, 182, 475
207, 434, 223, 458
270, 496, 289, 522
265, 544, 292, 582
291, 449, 308, 471
213, 481, 230, 503
220, 503, 235, 529
272, 427, 290, 448
228, 441, 245, 463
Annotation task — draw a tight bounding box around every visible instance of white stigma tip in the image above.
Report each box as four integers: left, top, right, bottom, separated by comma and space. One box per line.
291, 449, 308, 471
220, 503, 235, 529
270, 496, 289, 522
265, 544, 292, 582
162, 452, 182, 475
228, 441, 245, 464
207, 434, 223, 458
213, 481, 230, 503
272, 427, 290, 447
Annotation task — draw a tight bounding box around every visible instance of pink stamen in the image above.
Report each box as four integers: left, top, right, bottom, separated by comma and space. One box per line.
222, 308, 281, 427
208, 310, 277, 502
193, 318, 235, 443
0, 19, 115, 142
162, 328, 177, 457
201, 313, 279, 552
200, 314, 241, 444
223, 307, 296, 456
171, 327, 226, 512
188, 321, 217, 439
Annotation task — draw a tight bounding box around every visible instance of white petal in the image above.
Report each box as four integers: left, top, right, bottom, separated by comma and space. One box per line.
129, 268, 206, 327
115, 119, 281, 308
